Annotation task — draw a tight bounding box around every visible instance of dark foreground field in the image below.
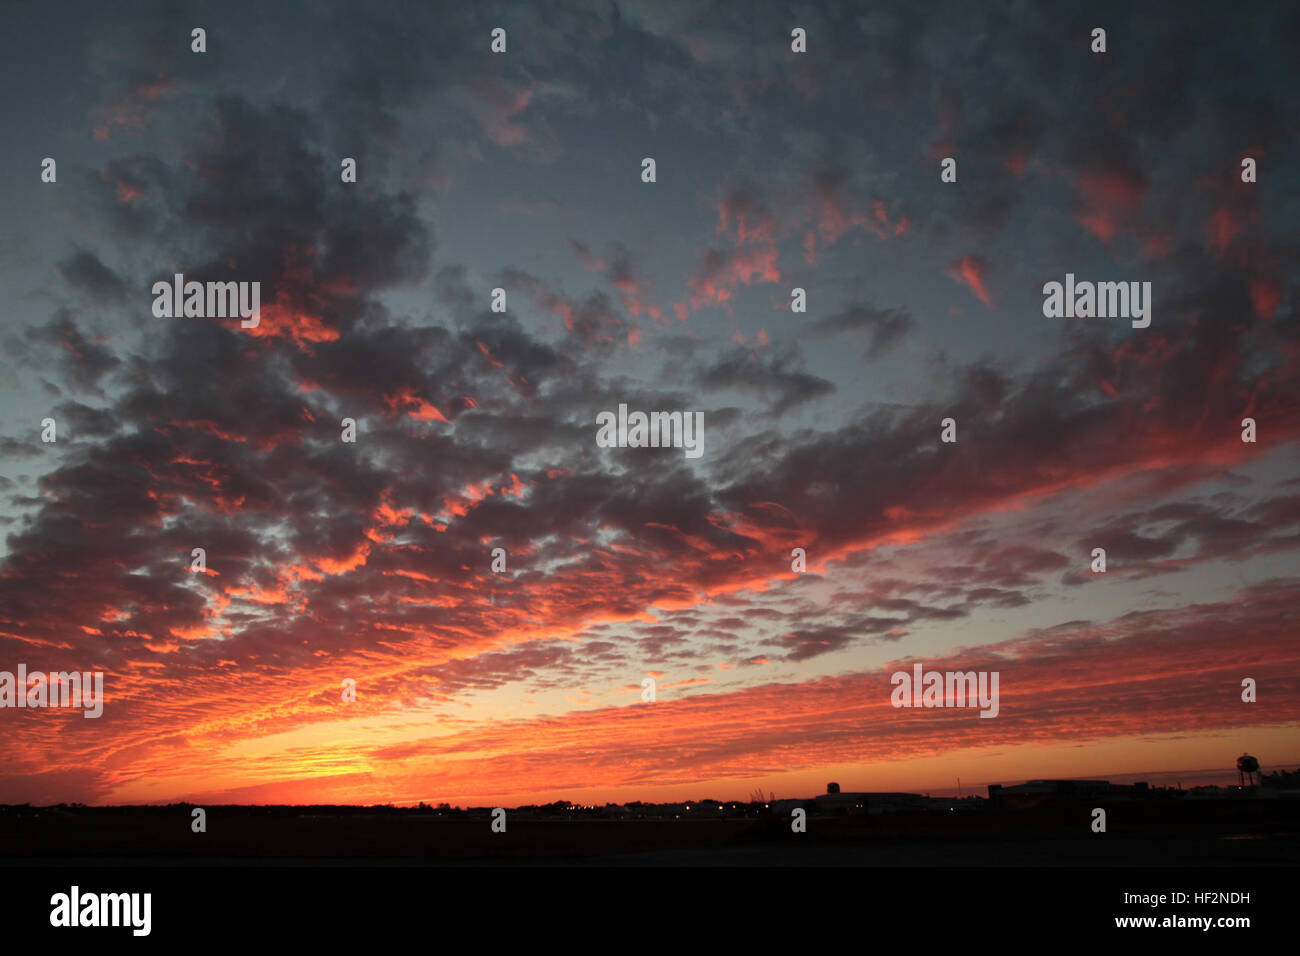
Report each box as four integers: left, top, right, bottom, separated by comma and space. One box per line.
3, 800, 1298, 866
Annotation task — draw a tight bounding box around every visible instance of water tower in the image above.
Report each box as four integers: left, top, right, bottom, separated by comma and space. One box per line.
1236, 753, 1260, 787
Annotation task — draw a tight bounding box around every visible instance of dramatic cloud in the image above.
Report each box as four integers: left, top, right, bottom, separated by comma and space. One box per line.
1, 0, 1297, 807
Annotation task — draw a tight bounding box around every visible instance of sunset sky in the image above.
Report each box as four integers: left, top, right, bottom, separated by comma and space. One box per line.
1, 0, 1298, 807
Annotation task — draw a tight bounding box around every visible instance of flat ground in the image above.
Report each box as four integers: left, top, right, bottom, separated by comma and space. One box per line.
3, 800, 1297, 866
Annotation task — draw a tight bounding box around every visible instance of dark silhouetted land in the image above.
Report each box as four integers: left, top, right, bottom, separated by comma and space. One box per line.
4, 795, 1297, 866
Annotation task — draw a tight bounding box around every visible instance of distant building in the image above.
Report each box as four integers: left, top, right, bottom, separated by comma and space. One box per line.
813, 784, 927, 816
987, 779, 1149, 809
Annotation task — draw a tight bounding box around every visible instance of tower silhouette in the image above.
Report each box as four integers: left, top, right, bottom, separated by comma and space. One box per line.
1236, 753, 1260, 787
